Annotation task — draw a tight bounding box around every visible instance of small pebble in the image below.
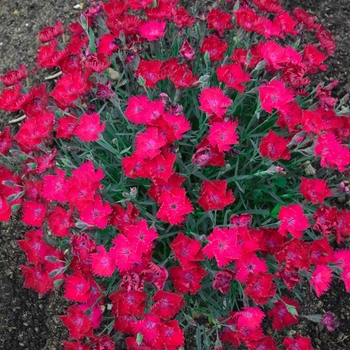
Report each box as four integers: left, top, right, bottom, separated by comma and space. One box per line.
337, 332, 345, 342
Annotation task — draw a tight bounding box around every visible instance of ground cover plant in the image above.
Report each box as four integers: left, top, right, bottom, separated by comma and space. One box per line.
0, 0, 349, 348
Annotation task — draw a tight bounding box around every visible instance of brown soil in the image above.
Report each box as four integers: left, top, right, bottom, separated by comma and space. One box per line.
0, 1, 349, 349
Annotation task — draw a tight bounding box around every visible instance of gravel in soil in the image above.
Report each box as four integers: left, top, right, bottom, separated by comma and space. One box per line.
0, 1, 349, 349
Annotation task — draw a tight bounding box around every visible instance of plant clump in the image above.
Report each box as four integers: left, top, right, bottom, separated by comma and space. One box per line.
0, 0, 348, 349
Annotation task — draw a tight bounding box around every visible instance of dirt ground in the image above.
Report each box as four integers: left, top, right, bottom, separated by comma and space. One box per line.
0, 2, 90, 349
0, 1, 349, 349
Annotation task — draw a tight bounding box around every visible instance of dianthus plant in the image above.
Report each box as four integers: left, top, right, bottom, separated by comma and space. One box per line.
0, 0, 349, 349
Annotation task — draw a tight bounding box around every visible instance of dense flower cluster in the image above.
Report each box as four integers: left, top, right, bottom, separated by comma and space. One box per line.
0, 0, 349, 349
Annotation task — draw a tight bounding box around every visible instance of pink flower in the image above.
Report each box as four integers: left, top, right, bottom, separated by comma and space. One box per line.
235, 307, 265, 330
90, 246, 117, 277
244, 273, 276, 305
135, 59, 163, 88
79, 194, 112, 229
74, 113, 105, 142
133, 314, 162, 345
203, 227, 242, 268
208, 120, 239, 152
17, 229, 51, 266
0, 195, 11, 222
150, 291, 185, 320
22, 201, 47, 227
64, 272, 91, 302
259, 130, 291, 161
109, 290, 147, 318
135, 127, 167, 159
283, 335, 314, 350
268, 296, 300, 330
139, 21, 167, 41
207, 8, 234, 36
60, 306, 93, 340
56, 116, 78, 139
197, 180, 235, 211
47, 206, 73, 237
156, 188, 193, 225
125, 95, 151, 124
315, 132, 350, 172
200, 35, 228, 61
20, 264, 53, 295
300, 177, 333, 204
110, 234, 142, 272
42, 168, 67, 202
258, 79, 294, 113
170, 232, 204, 268
310, 264, 332, 297
169, 264, 207, 295
0, 64, 27, 87
278, 204, 310, 238
97, 34, 119, 56
216, 64, 251, 93
199, 87, 232, 117
38, 21, 64, 43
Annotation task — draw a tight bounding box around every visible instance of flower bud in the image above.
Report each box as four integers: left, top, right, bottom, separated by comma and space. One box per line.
2, 180, 18, 187
45, 255, 62, 263
266, 166, 285, 175
130, 187, 138, 198
75, 220, 91, 230
339, 180, 349, 193
7, 192, 23, 203
49, 267, 65, 279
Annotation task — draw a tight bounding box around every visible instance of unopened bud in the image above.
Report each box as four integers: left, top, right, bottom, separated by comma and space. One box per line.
137, 76, 146, 87
266, 166, 285, 175
49, 268, 65, 279
303, 161, 316, 175
45, 255, 62, 263
339, 93, 349, 106
75, 220, 90, 230
7, 192, 23, 203
130, 187, 138, 198
253, 60, 267, 72
339, 180, 349, 193
9, 149, 23, 157
2, 180, 18, 187
289, 131, 306, 147
197, 74, 210, 84
199, 234, 207, 242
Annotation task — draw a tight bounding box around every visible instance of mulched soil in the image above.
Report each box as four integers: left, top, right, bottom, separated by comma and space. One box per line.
0, 1, 349, 349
